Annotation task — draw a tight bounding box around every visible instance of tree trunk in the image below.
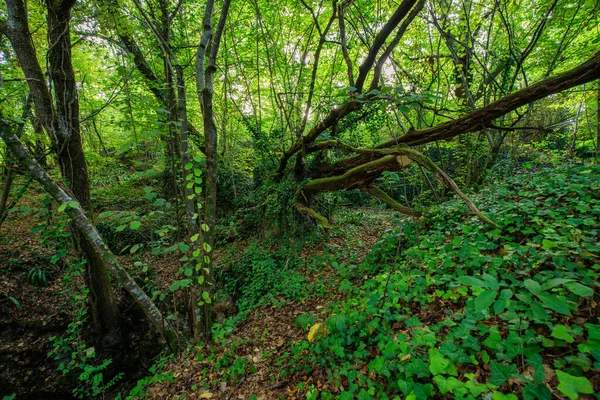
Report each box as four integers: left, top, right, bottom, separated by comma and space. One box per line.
0, 123, 179, 351
597, 80, 600, 158
4, 0, 122, 347
46, 0, 122, 346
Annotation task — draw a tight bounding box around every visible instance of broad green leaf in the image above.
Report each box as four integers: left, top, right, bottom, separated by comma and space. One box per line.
552, 325, 574, 343
492, 392, 518, 400
524, 279, 541, 295
493, 299, 506, 314
179, 279, 192, 288
433, 375, 461, 394
522, 383, 551, 400
428, 349, 449, 375
474, 290, 497, 311
457, 276, 486, 288
564, 282, 594, 297
98, 211, 114, 218
541, 278, 573, 290
130, 221, 141, 230
178, 242, 190, 252
482, 273, 499, 290
556, 371, 593, 400
483, 330, 503, 351
536, 293, 572, 316
202, 291, 211, 304
541, 239, 558, 250
530, 303, 549, 321
58, 203, 68, 213
489, 361, 517, 386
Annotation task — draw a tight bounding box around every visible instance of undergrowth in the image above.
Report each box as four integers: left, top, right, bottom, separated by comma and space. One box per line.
286, 163, 600, 399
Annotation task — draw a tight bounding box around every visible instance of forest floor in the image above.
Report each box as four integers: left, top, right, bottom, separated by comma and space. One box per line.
0, 187, 396, 399
2, 163, 599, 400
144, 209, 397, 400
0, 194, 74, 399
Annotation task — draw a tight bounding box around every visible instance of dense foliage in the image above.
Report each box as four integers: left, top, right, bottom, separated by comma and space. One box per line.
1, 0, 599, 398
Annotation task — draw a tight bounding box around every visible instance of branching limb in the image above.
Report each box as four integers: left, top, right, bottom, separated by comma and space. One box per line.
294, 203, 331, 230
363, 185, 422, 217
319, 51, 600, 178
402, 149, 498, 227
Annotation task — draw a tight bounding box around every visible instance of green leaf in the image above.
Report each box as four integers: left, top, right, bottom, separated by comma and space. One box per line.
541, 278, 573, 290
483, 330, 503, 351
85, 347, 95, 357
492, 392, 518, 400
433, 376, 461, 394
564, 282, 594, 297
524, 279, 541, 295
552, 325, 574, 343
522, 383, 551, 400
202, 291, 211, 304
178, 242, 190, 252
58, 203, 68, 213
482, 273, 499, 290
130, 221, 141, 230
98, 211, 115, 218
556, 371, 593, 400
179, 279, 192, 288
428, 349, 449, 375
489, 361, 517, 386
541, 239, 558, 250
536, 293, 572, 316
203, 243, 212, 253
190, 234, 200, 242
474, 290, 497, 311
530, 303, 549, 321
457, 276, 486, 288
493, 299, 506, 314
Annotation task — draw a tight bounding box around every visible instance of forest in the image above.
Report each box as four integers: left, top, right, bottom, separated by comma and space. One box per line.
0, 0, 599, 398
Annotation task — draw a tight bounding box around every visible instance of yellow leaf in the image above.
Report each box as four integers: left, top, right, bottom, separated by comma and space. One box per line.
200, 393, 213, 398
401, 354, 411, 361
308, 323, 323, 342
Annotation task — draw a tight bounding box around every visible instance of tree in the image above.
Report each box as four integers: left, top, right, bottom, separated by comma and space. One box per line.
1, 0, 122, 346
